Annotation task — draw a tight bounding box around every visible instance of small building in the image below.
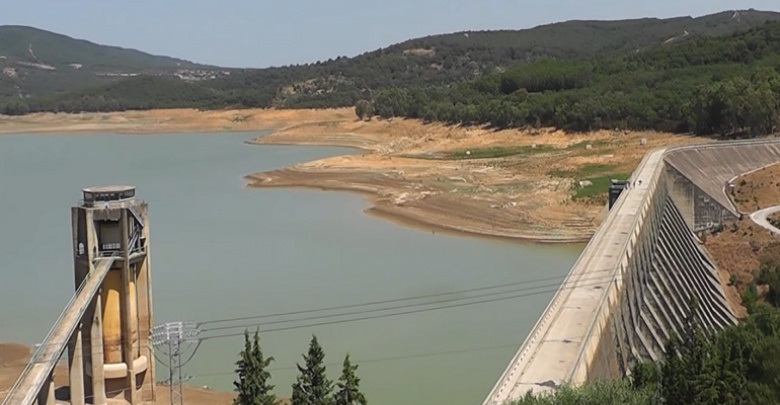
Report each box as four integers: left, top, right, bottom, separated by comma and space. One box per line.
608, 179, 629, 209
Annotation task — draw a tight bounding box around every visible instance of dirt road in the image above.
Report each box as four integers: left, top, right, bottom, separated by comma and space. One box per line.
751, 206, 780, 236
705, 163, 780, 318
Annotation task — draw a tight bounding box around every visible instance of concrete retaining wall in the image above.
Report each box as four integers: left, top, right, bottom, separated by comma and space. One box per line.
665, 140, 780, 230
665, 163, 733, 232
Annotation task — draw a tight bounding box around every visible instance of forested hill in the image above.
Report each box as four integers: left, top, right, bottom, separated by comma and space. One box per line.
372, 21, 780, 137
260, 9, 780, 108
382, 9, 780, 66
2, 9, 779, 114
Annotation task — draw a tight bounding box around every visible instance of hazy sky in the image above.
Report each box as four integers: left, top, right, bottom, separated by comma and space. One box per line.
1, 1, 777, 68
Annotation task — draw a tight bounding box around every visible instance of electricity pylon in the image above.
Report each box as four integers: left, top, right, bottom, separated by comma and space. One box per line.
151, 322, 201, 405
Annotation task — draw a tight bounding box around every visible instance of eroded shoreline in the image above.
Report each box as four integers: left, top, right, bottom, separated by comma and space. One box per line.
244, 113, 704, 242
1, 107, 704, 242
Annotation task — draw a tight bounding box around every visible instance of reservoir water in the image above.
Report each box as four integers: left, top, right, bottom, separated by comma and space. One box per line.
0, 132, 582, 404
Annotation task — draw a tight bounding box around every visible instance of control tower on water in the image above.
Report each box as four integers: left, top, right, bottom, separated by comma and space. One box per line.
71, 185, 155, 404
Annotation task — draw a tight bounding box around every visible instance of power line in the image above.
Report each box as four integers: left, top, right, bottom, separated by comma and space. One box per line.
76, 342, 523, 400
192, 342, 523, 378
197, 266, 619, 327
34, 277, 780, 366
44, 260, 769, 368
20, 265, 623, 352
26, 267, 623, 350
152, 322, 201, 405
79, 303, 780, 401
200, 276, 616, 341
199, 272, 619, 334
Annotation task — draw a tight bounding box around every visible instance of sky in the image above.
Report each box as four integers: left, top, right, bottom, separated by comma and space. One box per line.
1, 0, 778, 68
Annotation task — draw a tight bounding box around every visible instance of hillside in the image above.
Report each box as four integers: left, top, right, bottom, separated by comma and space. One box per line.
0, 25, 226, 102
216, 9, 780, 107
2, 9, 780, 114
0, 25, 204, 70
208, 9, 780, 108
379, 9, 780, 71
371, 21, 780, 137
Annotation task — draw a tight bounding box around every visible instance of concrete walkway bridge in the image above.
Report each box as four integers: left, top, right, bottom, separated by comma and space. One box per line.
484, 139, 780, 405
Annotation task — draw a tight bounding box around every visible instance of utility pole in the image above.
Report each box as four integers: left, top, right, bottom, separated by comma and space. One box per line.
151, 322, 201, 405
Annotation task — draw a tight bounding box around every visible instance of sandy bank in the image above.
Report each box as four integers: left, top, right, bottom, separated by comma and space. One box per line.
245, 110, 705, 242
0, 342, 235, 404
1, 107, 705, 241
0, 108, 349, 135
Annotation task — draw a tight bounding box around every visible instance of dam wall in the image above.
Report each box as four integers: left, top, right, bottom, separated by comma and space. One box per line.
484, 139, 780, 405
665, 141, 780, 231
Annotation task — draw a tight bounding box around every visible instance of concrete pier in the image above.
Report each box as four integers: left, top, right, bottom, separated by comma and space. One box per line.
2, 186, 156, 405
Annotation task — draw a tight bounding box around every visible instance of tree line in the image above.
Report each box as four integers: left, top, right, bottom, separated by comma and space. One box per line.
4, 15, 780, 127
233, 332, 366, 405
369, 22, 780, 137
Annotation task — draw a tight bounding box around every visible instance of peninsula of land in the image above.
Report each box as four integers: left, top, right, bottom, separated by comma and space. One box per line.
0, 108, 705, 241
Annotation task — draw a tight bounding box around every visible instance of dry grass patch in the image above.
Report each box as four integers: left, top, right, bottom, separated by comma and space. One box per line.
706, 161, 780, 318
730, 163, 780, 212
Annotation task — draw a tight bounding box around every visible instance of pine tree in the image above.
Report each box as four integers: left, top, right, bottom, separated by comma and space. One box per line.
292, 335, 333, 405
334, 355, 367, 405
234, 329, 276, 405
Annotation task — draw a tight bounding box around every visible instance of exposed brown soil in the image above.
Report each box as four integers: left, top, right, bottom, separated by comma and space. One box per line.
0, 343, 236, 405
729, 163, 780, 213
705, 162, 780, 318
770, 212, 780, 228
0, 108, 340, 135
1, 107, 705, 241
0, 343, 31, 398
245, 112, 705, 241
0, 343, 78, 401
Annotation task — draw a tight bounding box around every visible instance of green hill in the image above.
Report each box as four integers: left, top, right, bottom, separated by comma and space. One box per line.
207, 9, 780, 109
378, 9, 780, 69
372, 21, 780, 137
3, 9, 780, 113
0, 25, 223, 101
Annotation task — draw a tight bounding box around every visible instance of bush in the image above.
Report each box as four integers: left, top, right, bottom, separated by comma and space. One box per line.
510, 379, 657, 405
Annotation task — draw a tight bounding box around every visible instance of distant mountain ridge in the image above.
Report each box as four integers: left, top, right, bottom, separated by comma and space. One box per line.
0, 25, 204, 70
375, 9, 780, 66
1, 9, 779, 111
0, 25, 226, 102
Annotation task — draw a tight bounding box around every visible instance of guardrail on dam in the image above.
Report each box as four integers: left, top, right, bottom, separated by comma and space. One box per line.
484, 139, 780, 405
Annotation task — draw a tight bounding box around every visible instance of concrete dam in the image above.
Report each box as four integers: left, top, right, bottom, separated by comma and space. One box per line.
484, 139, 780, 405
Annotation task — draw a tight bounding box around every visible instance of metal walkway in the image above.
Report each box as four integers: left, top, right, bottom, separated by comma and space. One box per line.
2, 257, 116, 405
